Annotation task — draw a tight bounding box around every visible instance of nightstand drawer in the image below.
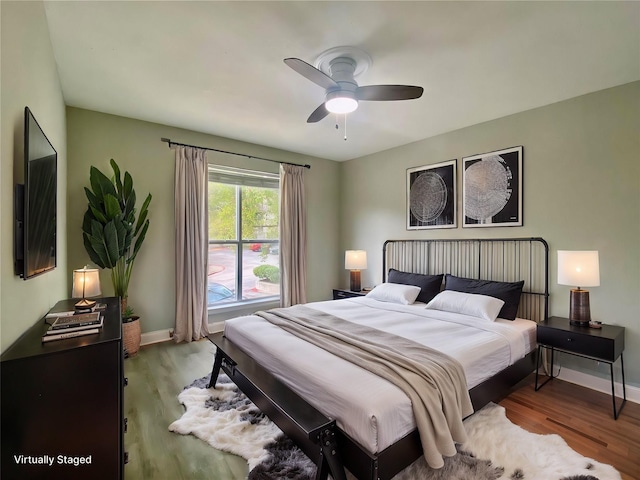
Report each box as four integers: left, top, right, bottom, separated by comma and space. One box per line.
537, 328, 615, 360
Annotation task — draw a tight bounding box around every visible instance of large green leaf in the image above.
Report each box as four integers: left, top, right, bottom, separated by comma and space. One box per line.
104, 193, 123, 220
89, 167, 104, 203
89, 205, 109, 225
124, 188, 136, 219
89, 220, 112, 268
134, 193, 152, 235
110, 159, 123, 200
113, 215, 129, 258
90, 166, 117, 202
134, 209, 148, 237
103, 220, 121, 266
82, 209, 93, 235
84, 187, 110, 224
129, 220, 149, 264
122, 222, 134, 253
83, 233, 106, 268
123, 171, 133, 199
84, 187, 101, 211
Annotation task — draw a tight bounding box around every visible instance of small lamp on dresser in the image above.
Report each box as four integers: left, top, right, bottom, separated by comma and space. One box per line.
557, 250, 600, 327
72, 266, 102, 311
345, 250, 367, 292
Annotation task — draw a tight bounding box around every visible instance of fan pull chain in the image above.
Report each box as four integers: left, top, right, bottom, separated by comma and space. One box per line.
344, 114, 348, 141
334, 114, 349, 141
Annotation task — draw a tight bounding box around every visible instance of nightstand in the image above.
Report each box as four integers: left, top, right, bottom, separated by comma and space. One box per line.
535, 316, 626, 419
332, 288, 367, 300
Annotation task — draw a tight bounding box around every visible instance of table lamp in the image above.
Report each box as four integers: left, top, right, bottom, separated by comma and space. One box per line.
557, 250, 599, 326
345, 250, 367, 292
72, 266, 102, 311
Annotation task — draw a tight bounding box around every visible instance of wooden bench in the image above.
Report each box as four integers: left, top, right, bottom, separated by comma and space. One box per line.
207, 332, 346, 480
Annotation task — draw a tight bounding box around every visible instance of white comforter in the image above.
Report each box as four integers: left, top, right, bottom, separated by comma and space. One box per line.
223, 296, 536, 454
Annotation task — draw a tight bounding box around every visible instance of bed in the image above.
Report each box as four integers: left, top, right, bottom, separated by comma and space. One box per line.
208, 237, 549, 480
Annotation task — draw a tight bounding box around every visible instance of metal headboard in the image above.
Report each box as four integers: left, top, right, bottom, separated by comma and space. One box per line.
382, 238, 549, 322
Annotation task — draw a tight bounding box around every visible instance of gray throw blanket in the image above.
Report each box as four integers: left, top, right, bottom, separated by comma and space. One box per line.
255, 305, 474, 469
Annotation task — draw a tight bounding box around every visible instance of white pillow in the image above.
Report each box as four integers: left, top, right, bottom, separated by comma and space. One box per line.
425, 290, 505, 322
365, 282, 421, 305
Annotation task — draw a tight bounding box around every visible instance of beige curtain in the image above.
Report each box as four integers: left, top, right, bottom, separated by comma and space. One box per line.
174, 146, 209, 342
279, 164, 307, 307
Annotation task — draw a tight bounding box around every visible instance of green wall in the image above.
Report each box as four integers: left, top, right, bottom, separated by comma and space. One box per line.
66, 108, 340, 334
1, 1, 68, 352
340, 81, 640, 387
3, 0, 638, 395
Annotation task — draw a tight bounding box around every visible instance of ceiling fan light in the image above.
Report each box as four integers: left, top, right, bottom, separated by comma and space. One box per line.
326, 96, 358, 114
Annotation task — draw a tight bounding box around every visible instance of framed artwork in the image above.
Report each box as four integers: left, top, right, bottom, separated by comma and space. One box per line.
463, 146, 522, 228
407, 160, 457, 230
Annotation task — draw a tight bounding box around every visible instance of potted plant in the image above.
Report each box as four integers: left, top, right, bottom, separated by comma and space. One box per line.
253, 265, 280, 294
122, 306, 141, 357
81, 158, 152, 317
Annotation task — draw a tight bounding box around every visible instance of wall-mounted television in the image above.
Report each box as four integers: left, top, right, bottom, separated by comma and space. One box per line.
14, 107, 57, 279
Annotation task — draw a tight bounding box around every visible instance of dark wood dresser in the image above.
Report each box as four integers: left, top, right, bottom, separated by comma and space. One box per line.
0, 297, 126, 479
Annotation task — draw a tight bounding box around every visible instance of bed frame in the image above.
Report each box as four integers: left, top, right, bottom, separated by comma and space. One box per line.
208, 237, 549, 480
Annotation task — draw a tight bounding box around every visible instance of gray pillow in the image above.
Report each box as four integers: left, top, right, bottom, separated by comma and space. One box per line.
388, 269, 443, 304
444, 274, 525, 320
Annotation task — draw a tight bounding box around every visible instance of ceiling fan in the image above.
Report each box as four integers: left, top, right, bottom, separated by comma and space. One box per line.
284, 47, 424, 123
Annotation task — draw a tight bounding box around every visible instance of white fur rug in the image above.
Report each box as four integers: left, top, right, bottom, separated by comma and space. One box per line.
169, 375, 281, 470
460, 403, 621, 480
169, 375, 621, 480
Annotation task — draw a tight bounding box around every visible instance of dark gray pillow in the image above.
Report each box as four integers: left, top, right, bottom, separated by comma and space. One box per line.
444, 274, 525, 320
388, 269, 443, 304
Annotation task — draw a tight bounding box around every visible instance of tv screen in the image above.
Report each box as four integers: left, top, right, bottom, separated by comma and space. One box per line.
22, 107, 57, 279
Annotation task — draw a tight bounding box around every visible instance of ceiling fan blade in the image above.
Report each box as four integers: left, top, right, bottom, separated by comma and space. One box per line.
307, 103, 330, 123
284, 58, 339, 90
356, 85, 424, 101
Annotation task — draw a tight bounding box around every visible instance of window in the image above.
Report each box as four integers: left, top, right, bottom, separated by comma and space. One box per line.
208, 165, 279, 307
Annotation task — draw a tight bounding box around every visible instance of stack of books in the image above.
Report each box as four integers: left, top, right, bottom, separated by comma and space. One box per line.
42, 311, 104, 343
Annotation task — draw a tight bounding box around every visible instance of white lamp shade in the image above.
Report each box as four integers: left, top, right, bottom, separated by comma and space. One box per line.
557, 251, 600, 287
345, 250, 367, 270
72, 267, 102, 298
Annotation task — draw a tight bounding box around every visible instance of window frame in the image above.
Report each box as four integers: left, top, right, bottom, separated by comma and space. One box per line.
207, 165, 280, 309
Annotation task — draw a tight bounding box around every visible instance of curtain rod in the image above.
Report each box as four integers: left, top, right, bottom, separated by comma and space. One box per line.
160, 138, 311, 169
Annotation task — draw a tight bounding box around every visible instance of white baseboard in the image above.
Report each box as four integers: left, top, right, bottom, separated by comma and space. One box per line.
140, 328, 173, 346
140, 321, 225, 346
552, 366, 640, 405
208, 321, 225, 334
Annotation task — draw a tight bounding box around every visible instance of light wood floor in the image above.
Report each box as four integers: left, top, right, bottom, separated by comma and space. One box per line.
124, 339, 640, 480
124, 339, 247, 480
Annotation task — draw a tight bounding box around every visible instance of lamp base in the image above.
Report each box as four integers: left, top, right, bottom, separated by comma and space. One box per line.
75, 298, 96, 312
569, 289, 591, 327
349, 270, 362, 292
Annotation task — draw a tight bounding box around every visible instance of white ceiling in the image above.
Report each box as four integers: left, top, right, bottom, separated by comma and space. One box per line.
43, 1, 640, 162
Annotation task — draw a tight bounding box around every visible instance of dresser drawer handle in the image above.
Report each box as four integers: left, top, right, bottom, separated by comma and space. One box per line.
567, 338, 573, 342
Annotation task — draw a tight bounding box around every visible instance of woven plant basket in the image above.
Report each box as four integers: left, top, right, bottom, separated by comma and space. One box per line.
123, 317, 141, 357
